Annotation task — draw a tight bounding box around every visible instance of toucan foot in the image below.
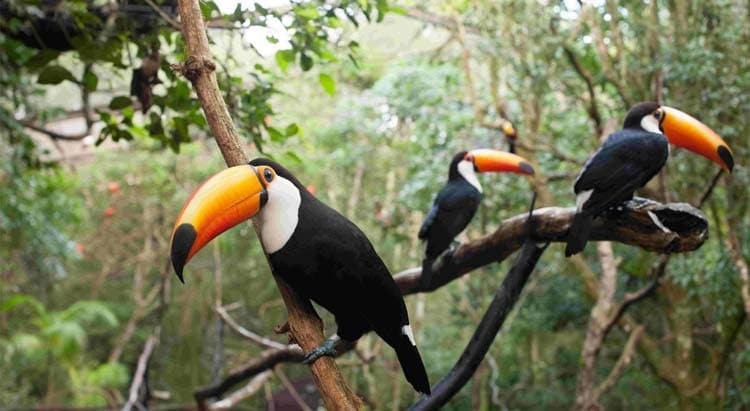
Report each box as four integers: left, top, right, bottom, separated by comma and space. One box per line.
302, 338, 337, 364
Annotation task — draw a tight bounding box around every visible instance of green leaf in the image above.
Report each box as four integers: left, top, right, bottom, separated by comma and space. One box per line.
199, 0, 219, 19
108, 96, 133, 110
318, 73, 336, 95
267, 127, 284, 142
37, 65, 76, 85
275, 49, 295, 73
285, 123, 300, 136
284, 150, 303, 164
300, 53, 313, 71
294, 5, 320, 19
83, 71, 98, 92
25, 50, 60, 70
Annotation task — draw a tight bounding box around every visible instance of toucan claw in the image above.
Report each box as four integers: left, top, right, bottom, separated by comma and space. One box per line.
302, 338, 338, 364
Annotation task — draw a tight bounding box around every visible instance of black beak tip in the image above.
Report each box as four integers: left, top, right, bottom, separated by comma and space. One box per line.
718, 145, 734, 172
170, 223, 197, 284
520, 161, 535, 176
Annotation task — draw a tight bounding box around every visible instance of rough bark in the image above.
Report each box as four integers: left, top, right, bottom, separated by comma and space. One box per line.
174, 1, 361, 409
395, 198, 708, 295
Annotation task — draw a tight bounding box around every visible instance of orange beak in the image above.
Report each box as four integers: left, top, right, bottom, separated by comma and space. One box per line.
468, 149, 535, 175
170, 165, 267, 282
661, 106, 734, 172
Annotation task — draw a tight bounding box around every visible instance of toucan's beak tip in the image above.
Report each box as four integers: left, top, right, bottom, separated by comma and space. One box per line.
170, 223, 197, 283
718, 145, 734, 172
520, 161, 535, 176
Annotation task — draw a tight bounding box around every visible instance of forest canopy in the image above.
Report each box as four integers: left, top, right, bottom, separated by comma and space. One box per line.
1, 0, 749, 409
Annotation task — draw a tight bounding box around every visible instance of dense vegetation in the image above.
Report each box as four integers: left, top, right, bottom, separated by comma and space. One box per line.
1, 0, 749, 409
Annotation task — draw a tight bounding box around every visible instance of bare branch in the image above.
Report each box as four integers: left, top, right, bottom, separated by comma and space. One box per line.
593, 326, 644, 398
601, 256, 669, 339
394, 198, 708, 295
215, 304, 289, 350
143, 0, 181, 30
561, 45, 603, 136
123, 331, 159, 411
208, 371, 272, 411
22, 121, 89, 141
408, 241, 548, 410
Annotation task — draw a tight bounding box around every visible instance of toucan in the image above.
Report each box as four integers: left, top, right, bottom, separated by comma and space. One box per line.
565, 102, 734, 256
170, 158, 431, 395
502, 120, 518, 154
418, 149, 535, 282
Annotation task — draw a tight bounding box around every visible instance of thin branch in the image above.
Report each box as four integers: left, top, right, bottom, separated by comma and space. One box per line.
408, 241, 548, 410
215, 304, 289, 350
274, 367, 313, 411
208, 371, 272, 411
22, 121, 89, 141
601, 256, 669, 340
696, 169, 724, 208
123, 331, 159, 411
561, 45, 603, 136
143, 0, 181, 30
593, 325, 644, 398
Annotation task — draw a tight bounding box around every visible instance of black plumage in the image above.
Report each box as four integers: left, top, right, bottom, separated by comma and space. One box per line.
419, 152, 482, 268
565, 102, 669, 256
250, 159, 431, 395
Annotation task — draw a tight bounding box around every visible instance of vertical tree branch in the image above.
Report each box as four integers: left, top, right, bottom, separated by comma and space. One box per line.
174, 1, 362, 408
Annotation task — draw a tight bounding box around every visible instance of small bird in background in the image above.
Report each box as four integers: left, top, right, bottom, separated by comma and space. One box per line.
565, 102, 734, 256
501, 120, 518, 153
130, 42, 161, 113
419, 149, 535, 285
170, 158, 431, 395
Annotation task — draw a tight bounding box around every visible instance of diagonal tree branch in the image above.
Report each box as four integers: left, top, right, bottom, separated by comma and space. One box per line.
408, 240, 548, 411
394, 198, 708, 295
173, 0, 361, 409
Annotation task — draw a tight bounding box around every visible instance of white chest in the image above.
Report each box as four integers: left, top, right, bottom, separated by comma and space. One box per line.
253, 177, 301, 254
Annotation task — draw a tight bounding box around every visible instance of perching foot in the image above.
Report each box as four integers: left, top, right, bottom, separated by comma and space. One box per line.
302, 338, 338, 364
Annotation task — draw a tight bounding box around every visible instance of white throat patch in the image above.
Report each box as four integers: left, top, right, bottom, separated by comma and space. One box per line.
457, 160, 482, 192
253, 176, 301, 254
640, 115, 662, 134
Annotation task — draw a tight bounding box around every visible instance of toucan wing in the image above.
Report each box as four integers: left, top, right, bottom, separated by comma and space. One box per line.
574, 131, 667, 213
419, 183, 481, 240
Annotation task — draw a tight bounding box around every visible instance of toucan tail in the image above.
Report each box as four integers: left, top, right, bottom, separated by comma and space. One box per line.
392, 328, 431, 395
508, 139, 516, 154
565, 212, 593, 257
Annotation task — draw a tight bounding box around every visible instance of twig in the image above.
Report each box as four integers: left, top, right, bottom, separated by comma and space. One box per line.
274, 368, 313, 411
143, 0, 181, 29
408, 241, 548, 410
601, 256, 669, 339
122, 332, 159, 411
209, 371, 272, 411
561, 45, 603, 136
215, 305, 289, 350
696, 169, 724, 208
593, 325, 644, 398
22, 121, 89, 141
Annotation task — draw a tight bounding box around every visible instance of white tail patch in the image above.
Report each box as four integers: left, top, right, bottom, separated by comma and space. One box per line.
576, 189, 593, 210
401, 325, 416, 346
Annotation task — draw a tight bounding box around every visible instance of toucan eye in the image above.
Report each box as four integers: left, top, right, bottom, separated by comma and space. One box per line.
263, 168, 274, 183
653, 110, 662, 120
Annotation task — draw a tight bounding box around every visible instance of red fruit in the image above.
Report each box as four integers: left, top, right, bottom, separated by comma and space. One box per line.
103, 207, 116, 217
107, 182, 121, 194
306, 185, 316, 195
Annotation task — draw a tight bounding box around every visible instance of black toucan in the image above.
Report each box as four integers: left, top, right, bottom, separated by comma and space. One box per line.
502, 120, 518, 154
170, 158, 431, 395
565, 102, 735, 256
419, 149, 535, 281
